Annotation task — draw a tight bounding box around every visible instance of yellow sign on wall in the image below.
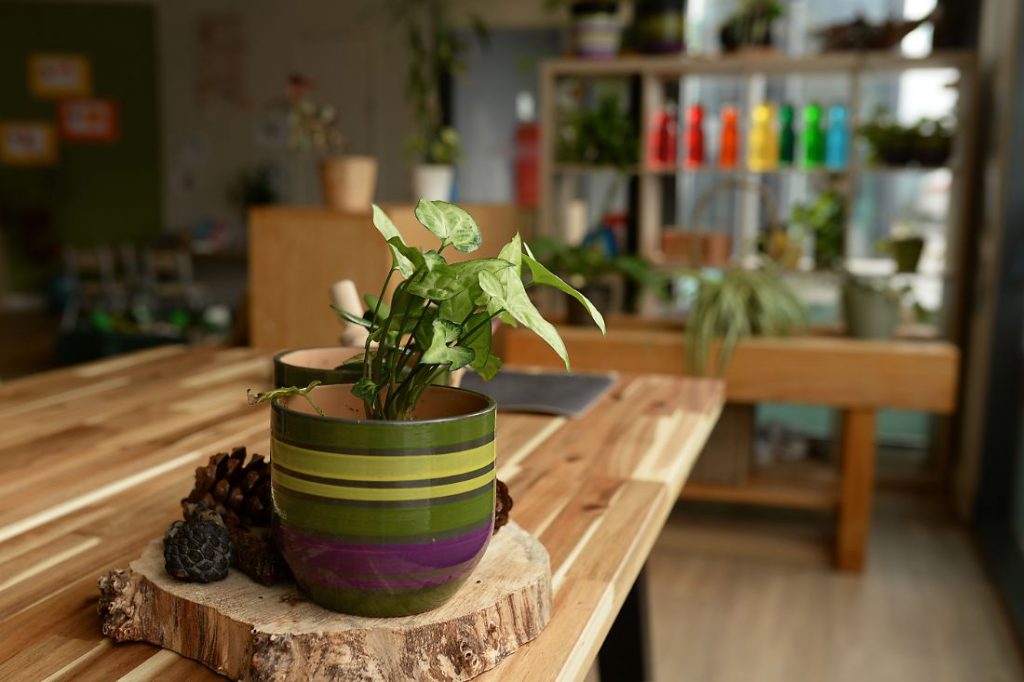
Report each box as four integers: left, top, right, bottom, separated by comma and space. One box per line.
0, 122, 58, 166
28, 53, 92, 98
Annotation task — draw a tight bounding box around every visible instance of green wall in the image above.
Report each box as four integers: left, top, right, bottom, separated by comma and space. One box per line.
0, 2, 160, 291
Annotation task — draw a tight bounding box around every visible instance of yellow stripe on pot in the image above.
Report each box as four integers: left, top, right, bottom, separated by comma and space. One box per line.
273, 468, 496, 502
271, 439, 495, 481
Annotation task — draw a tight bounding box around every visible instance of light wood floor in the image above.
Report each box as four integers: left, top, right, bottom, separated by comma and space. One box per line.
637, 492, 1024, 682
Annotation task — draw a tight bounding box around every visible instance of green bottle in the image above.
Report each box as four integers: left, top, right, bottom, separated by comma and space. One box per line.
779, 104, 796, 166
802, 103, 824, 168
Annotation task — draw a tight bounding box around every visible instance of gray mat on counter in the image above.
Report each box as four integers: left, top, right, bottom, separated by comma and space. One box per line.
460, 370, 616, 418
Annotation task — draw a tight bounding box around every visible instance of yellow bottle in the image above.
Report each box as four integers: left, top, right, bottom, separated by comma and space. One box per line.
748, 103, 779, 172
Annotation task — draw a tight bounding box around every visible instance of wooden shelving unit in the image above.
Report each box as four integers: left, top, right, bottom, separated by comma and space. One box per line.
538, 49, 979, 334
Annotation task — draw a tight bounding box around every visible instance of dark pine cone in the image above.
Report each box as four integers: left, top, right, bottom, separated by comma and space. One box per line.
228, 525, 291, 586
182, 447, 271, 526
164, 512, 232, 583
494, 479, 513, 535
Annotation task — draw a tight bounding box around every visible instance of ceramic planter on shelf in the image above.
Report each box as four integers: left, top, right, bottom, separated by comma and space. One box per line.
320, 155, 378, 212
271, 384, 496, 617
571, 2, 622, 59
842, 280, 900, 339
891, 236, 925, 273
412, 164, 454, 202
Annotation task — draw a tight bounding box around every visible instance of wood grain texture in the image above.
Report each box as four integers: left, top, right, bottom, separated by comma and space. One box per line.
99, 524, 550, 682
0, 349, 723, 681
249, 204, 531, 351
499, 324, 960, 412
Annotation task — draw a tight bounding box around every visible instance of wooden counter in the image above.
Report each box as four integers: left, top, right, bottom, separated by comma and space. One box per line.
0, 347, 722, 680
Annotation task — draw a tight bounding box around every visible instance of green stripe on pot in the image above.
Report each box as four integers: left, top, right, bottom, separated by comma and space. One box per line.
294, 576, 468, 618
270, 437, 495, 478
272, 386, 495, 453
272, 461, 495, 488
273, 483, 494, 538
273, 468, 495, 502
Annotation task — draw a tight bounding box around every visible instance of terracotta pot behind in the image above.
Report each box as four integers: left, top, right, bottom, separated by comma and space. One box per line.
320, 156, 378, 212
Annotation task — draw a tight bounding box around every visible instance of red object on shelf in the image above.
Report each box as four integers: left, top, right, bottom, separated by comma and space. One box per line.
685, 104, 705, 168
647, 106, 677, 168
719, 106, 739, 168
514, 121, 539, 207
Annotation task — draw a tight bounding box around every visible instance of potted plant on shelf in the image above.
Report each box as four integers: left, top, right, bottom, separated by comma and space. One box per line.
251, 200, 604, 617
841, 273, 907, 339
880, 220, 927, 274
719, 0, 784, 53
283, 74, 377, 212
790, 177, 847, 270
859, 110, 954, 167
388, 0, 487, 201
529, 234, 666, 325
631, 0, 686, 54
684, 266, 807, 376
557, 92, 639, 169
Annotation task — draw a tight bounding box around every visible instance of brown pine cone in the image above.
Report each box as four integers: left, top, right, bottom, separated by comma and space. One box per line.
494, 479, 513, 534
228, 525, 291, 586
181, 447, 272, 527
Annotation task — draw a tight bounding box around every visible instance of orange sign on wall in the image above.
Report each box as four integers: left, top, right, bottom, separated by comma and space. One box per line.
58, 99, 119, 143
0, 122, 58, 166
28, 54, 92, 98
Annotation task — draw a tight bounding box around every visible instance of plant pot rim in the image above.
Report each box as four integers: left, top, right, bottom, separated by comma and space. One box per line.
272, 383, 496, 427
274, 346, 360, 365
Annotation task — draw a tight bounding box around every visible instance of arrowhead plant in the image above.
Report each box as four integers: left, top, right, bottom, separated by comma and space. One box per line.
335, 199, 606, 420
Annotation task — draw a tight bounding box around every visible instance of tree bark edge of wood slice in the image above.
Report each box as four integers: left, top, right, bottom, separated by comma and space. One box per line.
98, 522, 552, 681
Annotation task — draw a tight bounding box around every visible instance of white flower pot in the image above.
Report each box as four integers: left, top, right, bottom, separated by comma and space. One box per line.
412, 164, 455, 202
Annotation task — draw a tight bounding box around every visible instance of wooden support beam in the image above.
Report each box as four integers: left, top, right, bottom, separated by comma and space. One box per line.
836, 408, 877, 572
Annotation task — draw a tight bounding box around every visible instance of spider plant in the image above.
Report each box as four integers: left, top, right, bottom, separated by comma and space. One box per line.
685, 267, 807, 376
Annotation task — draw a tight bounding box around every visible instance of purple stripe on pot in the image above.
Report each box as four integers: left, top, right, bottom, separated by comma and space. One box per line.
293, 557, 482, 591
275, 522, 492, 575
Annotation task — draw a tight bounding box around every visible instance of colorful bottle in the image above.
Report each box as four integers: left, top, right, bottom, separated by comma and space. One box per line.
648, 103, 678, 168
801, 103, 825, 168
779, 104, 796, 166
826, 104, 849, 170
685, 104, 705, 167
719, 106, 739, 168
748, 103, 778, 172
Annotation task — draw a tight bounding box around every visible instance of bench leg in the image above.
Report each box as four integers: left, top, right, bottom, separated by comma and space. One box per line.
598, 566, 651, 681
836, 408, 877, 572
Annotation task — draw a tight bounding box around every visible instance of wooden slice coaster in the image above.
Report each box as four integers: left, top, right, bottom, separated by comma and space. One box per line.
99, 522, 551, 681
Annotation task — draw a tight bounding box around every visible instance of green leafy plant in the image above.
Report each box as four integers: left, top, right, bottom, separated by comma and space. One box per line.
529, 235, 665, 293
790, 177, 847, 269
557, 93, 639, 170
282, 74, 345, 156
685, 267, 807, 376
859, 110, 953, 167
719, 0, 784, 52
329, 201, 604, 420
383, 0, 487, 164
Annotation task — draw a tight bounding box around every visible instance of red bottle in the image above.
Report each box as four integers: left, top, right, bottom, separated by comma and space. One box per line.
685, 104, 705, 167
719, 106, 739, 168
648, 103, 678, 168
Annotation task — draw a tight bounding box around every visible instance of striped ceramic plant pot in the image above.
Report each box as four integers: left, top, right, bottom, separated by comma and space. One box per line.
270, 384, 497, 617
273, 347, 364, 388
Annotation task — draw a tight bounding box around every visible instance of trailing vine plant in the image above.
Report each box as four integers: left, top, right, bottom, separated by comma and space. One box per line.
325, 200, 605, 420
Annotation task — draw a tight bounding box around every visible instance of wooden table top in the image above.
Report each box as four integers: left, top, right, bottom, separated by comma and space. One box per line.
0, 346, 723, 681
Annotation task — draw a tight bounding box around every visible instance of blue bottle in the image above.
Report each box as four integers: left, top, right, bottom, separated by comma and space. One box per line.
826, 105, 849, 170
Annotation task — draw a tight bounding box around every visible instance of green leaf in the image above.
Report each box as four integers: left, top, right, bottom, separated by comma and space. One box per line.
462, 311, 501, 380
439, 289, 474, 323
331, 304, 371, 329
414, 199, 482, 253
479, 268, 570, 369
420, 319, 475, 369
372, 203, 402, 242
362, 294, 390, 321
404, 260, 461, 301
497, 233, 522, 271
351, 377, 380, 402
522, 253, 606, 333
373, 205, 418, 276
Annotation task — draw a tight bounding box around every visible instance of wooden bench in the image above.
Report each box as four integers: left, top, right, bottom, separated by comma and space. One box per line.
499, 320, 960, 572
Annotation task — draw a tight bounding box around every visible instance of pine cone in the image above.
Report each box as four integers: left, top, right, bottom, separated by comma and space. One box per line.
494, 479, 513, 534
182, 447, 271, 527
229, 525, 291, 586
164, 513, 232, 583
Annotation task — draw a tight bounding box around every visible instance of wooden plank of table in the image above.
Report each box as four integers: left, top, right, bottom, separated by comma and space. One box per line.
0, 349, 723, 681
500, 326, 960, 413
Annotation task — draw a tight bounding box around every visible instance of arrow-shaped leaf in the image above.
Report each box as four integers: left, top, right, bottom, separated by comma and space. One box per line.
420, 319, 475, 369
414, 199, 482, 253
